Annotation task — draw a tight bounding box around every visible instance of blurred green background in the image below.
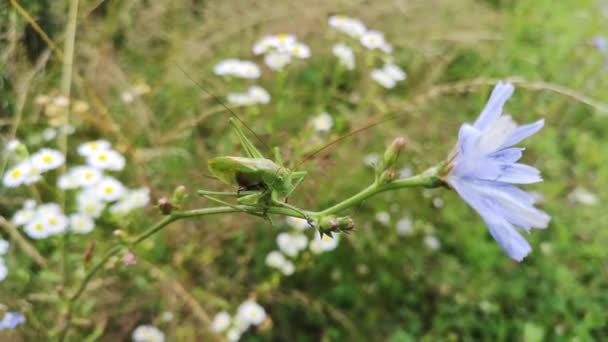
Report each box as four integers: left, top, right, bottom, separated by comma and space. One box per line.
1, 0, 608, 340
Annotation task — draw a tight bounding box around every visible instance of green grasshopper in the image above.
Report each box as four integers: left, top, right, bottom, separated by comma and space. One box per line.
198, 117, 312, 226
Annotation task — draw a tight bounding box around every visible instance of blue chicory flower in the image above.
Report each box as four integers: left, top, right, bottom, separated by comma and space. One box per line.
0, 311, 26, 330
444, 82, 550, 262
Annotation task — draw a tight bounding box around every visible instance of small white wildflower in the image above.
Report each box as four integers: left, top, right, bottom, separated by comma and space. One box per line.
277, 232, 308, 257
0, 259, 7, 282
382, 63, 406, 81
375, 211, 391, 225
214, 58, 241, 75
248, 86, 271, 104
214, 59, 261, 79
0, 240, 9, 255
328, 15, 367, 38
92, 177, 127, 202
77, 191, 106, 218
237, 61, 262, 79
264, 52, 291, 71
69, 213, 95, 234
3, 161, 37, 188
121, 91, 135, 103
24, 217, 50, 239
132, 324, 165, 342
226, 328, 242, 342
332, 43, 355, 70
253, 36, 274, 55
360, 30, 385, 49
227, 92, 255, 106
265, 250, 287, 269
40, 209, 68, 236
287, 42, 311, 59
6, 139, 22, 152
57, 173, 80, 190
30, 148, 65, 172
211, 311, 231, 333
424, 235, 441, 251
364, 153, 379, 167
236, 300, 266, 326
12, 205, 36, 226
110, 187, 150, 215
41, 128, 57, 141
53, 96, 70, 107
568, 186, 599, 206
396, 216, 414, 236
77, 140, 111, 157
86, 149, 125, 171
312, 112, 333, 133
371, 69, 397, 89
286, 216, 311, 230
310, 232, 340, 254
72, 166, 104, 187
281, 260, 295, 276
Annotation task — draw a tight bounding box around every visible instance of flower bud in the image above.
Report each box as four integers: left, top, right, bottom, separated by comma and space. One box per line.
318, 215, 355, 235
383, 137, 406, 169
122, 250, 137, 266
171, 185, 188, 205
157, 197, 173, 215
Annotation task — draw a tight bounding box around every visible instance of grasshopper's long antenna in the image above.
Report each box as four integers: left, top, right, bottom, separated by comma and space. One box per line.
176, 64, 271, 153
296, 114, 398, 168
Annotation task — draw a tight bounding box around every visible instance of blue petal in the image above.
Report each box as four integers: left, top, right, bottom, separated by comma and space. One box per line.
484, 218, 532, 262
500, 119, 544, 148
494, 163, 543, 184
473, 82, 515, 130
457, 124, 480, 156
489, 148, 524, 163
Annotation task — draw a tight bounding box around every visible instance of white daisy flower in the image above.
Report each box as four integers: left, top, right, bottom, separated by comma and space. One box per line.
280, 260, 295, 276
236, 61, 261, 79
69, 213, 95, 234
12, 206, 36, 226
57, 172, 80, 190
30, 148, 65, 173
41, 209, 68, 235
0, 239, 9, 255
91, 177, 126, 202
227, 93, 255, 106
332, 43, 355, 70
77, 140, 111, 157
109, 187, 150, 215
286, 216, 312, 230
210, 311, 231, 333
131, 324, 165, 342
214, 59, 261, 79
248, 86, 271, 104
53, 96, 70, 107
77, 191, 106, 218
72, 166, 104, 187
371, 69, 397, 89
309, 232, 340, 254
6, 139, 22, 152
24, 217, 51, 239
226, 328, 242, 342
328, 15, 367, 38
286, 42, 311, 59
276, 232, 308, 257
311, 112, 333, 133
253, 36, 274, 55
3, 160, 42, 187
424, 235, 441, 251
360, 30, 388, 50
265, 250, 287, 269
214, 58, 241, 76
396, 216, 414, 236
86, 149, 125, 171
236, 300, 266, 326
264, 52, 291, 71
0, 259, 7, 282
382, 63, 406, 81
375, 211, 391, 225
41, 128, 57, 141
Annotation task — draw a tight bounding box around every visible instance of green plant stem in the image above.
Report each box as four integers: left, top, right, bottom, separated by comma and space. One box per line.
318, 165, 443, 216
62, 164, 443, 340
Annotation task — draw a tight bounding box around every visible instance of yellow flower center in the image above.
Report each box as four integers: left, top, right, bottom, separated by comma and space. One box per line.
91, 143, 99, 150
48, 218, 57, 225
11, 169, 21, 178
35, 223, 44, 231
98, 154, 107, 161
84, 172, 93, 179
104, 186, 114, 194
322, 235, 332, 241
43, 155, 53, 163
278, 34, 288, 41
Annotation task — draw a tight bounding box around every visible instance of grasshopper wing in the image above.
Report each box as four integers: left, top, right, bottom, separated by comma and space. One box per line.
208, 156, 280, 186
